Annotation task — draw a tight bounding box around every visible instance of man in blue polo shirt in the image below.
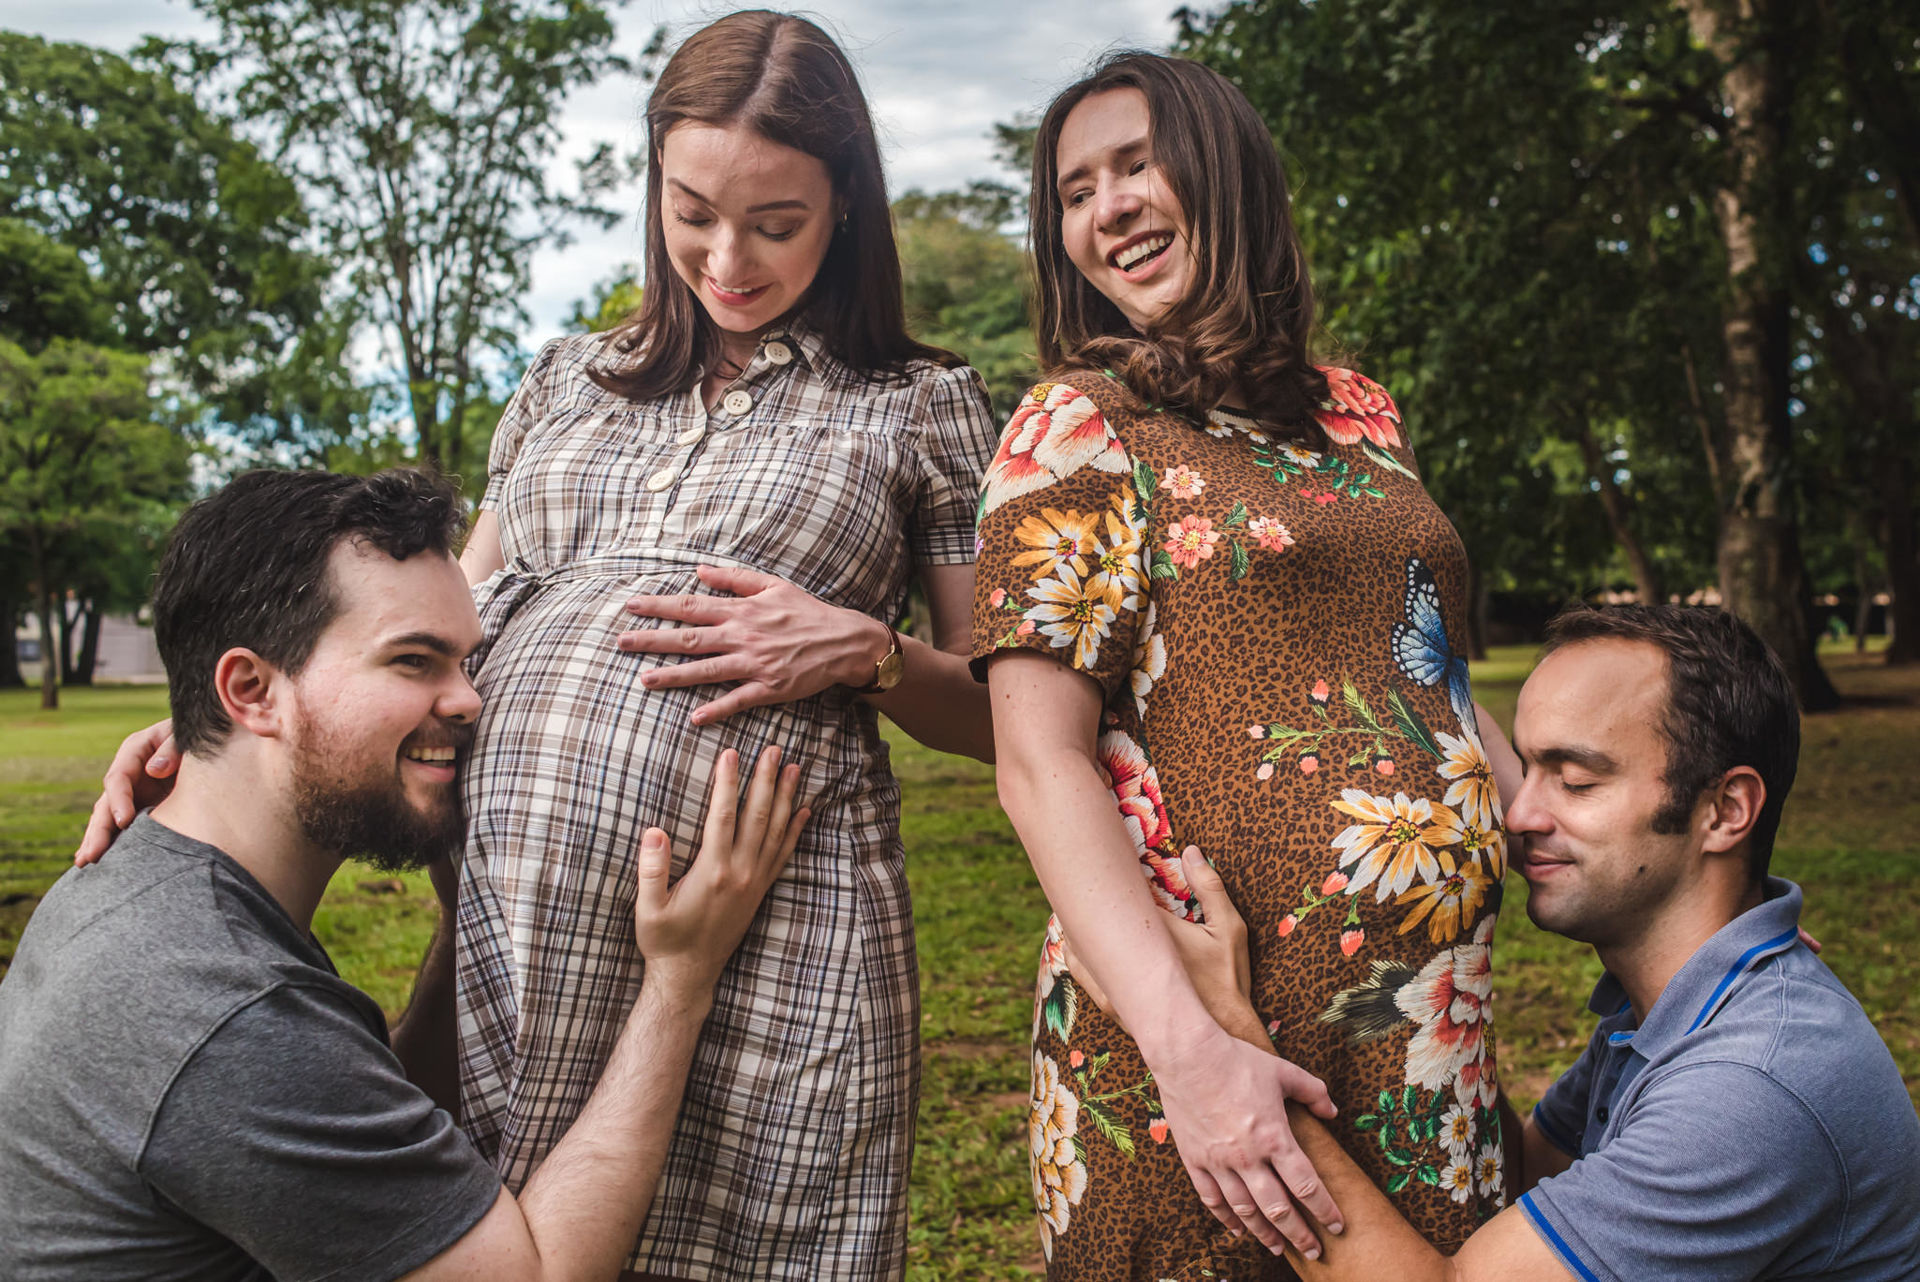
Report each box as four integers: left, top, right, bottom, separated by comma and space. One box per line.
1178, 604, 1918, 1280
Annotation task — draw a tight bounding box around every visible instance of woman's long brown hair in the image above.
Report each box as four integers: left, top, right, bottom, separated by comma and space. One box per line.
1029, 52, 1329, 430
592, 10, 957, 398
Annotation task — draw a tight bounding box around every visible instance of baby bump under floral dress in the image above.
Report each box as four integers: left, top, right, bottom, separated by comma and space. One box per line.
970, 370, 1508, 1280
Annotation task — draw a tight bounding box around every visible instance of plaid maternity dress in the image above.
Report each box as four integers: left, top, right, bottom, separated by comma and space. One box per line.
454, 325, 997, 1279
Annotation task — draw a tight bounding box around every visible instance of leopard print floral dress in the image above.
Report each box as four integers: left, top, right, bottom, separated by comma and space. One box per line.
970, 369, 1508, 1280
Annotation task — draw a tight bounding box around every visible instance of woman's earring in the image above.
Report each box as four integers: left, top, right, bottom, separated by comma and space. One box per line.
837, 211, 851, 234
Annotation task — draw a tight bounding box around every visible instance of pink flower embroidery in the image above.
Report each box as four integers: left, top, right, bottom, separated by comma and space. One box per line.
979, 383, 1130, 518
1247, 515, 1295, 552
1163, 464, 1206, 499
1163, 515, 1220, 568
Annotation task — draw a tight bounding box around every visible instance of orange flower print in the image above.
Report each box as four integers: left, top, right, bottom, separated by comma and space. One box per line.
1329, 790, 1461, 899
1029, 1050, 1089, 1260
1163, 515, 1220, 569
1012, 507, 1101, 581
1395, 857, 1492, 944
1314, 367, 1403, 449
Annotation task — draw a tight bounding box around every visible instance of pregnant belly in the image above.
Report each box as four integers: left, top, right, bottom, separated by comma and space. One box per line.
463, 575, 890, 868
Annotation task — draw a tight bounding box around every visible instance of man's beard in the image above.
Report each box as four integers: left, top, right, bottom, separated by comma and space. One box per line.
290, 720, 472, 873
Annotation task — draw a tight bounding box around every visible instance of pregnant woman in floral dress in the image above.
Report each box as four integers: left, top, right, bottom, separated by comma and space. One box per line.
975, 54, 1512, 1280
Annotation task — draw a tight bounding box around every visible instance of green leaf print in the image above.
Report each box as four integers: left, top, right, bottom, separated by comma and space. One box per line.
1133, 458, 1158, 503
1386, 1171, 1412, 1195
1229, 540, 1251, 581
1362, 439, 1419, 480
1224, 500, 1249, 527
1388, 687, 1444, 759
1151, 549, 1179, 580
1084, 1101, 1137, 1159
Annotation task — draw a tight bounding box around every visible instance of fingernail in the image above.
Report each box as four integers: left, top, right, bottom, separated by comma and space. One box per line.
1303, 1247, 1319, 1261
1329, 1222, 1345, 1236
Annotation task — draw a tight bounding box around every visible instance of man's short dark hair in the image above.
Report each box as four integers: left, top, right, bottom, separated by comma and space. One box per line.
1541, 604, 1800, 881
153, 468, 466, 754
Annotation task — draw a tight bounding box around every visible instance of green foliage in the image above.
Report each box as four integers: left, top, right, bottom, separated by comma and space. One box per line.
143, 0, 657, 473
0, 340, 192, 705
1174, 0, 1917, 662
894, 190, 1034, 419
0, 33, 331, 440
569, 271, 645, 334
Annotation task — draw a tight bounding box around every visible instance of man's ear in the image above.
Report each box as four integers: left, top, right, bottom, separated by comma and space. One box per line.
1700, 765, 1766, 855
213, 648, 286, 739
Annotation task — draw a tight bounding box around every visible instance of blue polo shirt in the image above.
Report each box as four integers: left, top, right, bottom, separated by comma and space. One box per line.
1519, 878, 1920, 1281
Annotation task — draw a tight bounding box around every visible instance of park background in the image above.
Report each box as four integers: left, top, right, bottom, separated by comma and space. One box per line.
1, 0, 1915, 1276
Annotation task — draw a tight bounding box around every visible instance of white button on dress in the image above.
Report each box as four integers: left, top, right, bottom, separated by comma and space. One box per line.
645, 467, 679, 492
722, 389, 754, 417
764, 340, 794, 366
676, 425, 706, 445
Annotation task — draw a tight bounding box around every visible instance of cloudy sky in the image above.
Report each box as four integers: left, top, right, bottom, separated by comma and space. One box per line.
8, 0, 1183, 346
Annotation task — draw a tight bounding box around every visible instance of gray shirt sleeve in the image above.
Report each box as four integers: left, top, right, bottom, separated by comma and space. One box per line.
139, 983, 501, 1282
1519, 1061, 1844, 1282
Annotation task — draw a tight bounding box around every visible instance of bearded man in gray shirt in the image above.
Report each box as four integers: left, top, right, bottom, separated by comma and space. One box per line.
0, 468, 809, 1282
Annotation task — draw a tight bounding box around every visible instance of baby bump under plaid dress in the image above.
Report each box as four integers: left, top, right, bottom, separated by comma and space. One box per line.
453, 325, 997, 1279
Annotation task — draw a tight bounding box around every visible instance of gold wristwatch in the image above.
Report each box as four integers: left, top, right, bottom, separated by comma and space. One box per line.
853, 624, 905, 694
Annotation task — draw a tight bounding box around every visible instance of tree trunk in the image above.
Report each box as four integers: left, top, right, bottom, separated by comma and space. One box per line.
58, 596, 78, 685
0, 591, 22, 688
1851, 536, 1872, 654
1884, 448, 1920, 665
1463, 552, 1490, 662
70, 601, 101, 687
28, 528, 57, 710
1680, 0, 1839, 709
1572, 417, 1664, 604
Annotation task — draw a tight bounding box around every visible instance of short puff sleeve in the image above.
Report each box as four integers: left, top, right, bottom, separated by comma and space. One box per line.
969, 380, 1151, 702
908, 364, 1001, 566
481, 337, 566, 511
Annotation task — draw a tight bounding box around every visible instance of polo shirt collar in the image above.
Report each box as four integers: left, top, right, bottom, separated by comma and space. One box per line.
1580, 877, 1805, 1057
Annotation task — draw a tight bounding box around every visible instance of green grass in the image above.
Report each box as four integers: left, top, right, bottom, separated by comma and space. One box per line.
3, 645, 1916, 1279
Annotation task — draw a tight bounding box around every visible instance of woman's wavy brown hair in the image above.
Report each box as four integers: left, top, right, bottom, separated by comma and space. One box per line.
1030, 51, 1328, 431
591, 10, 957, 398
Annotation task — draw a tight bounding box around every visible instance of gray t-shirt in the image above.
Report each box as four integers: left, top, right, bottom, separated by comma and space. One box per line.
0, 816, 500, 1281
1520, 879, 1920, 1281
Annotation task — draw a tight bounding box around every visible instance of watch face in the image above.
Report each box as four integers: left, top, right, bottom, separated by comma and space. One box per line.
875, 649, 906, 691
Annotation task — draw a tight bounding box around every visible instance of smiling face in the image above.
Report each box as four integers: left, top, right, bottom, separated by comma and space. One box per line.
1054, 87, 1194, 333
658, 120, 838, 360
1507, 639, 1700, 947
282, 542, 483, 870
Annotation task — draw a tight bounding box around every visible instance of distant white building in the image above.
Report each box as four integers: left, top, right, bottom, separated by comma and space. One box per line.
13, 614, 166, 684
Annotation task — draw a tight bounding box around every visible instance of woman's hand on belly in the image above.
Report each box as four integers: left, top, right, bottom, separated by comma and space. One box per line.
616, 563, 885, 725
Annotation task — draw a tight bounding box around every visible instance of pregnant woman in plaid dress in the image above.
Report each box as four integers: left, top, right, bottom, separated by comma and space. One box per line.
451, 15, 997, 1279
